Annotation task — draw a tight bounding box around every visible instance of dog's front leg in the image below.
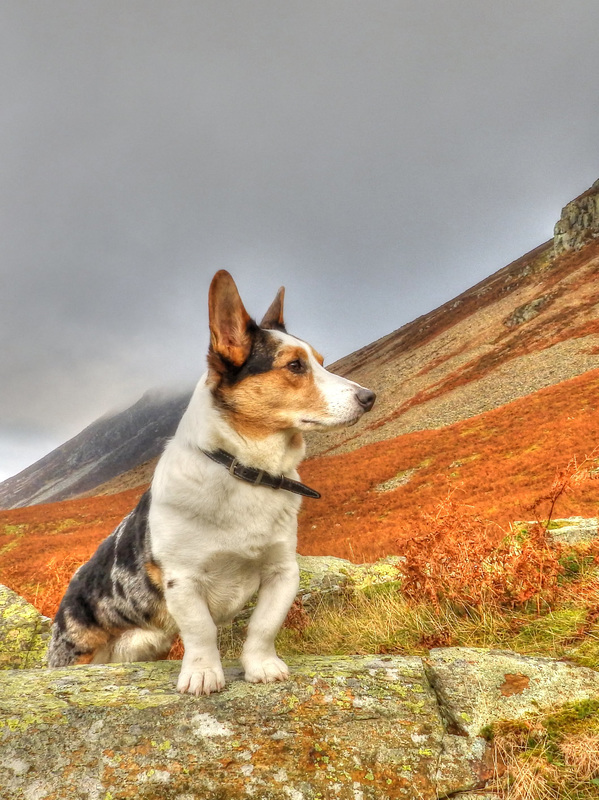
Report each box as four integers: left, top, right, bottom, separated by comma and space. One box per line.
241, 560, 300, 684
165, 577, 225, 696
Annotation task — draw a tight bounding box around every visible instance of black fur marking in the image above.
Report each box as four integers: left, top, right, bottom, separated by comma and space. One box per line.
70, 593, 100, 628
48, 490, 164, 667
113, 490, 152, 573
213, 325, 280, 394
166, 579, 176, 589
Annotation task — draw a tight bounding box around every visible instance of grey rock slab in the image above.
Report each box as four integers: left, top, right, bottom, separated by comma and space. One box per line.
0, 655, 487, 800
547, 516, 598, 545
515, 517, 598, 545
0, 584, 51, 669
425, 647, 599, 738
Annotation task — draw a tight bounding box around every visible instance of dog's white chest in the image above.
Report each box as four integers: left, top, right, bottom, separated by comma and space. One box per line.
150, 458, 301, 625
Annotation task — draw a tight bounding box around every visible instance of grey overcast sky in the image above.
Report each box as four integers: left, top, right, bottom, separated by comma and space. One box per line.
1, 1, 598, 482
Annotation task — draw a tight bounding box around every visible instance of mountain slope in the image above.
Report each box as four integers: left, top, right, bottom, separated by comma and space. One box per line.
2, 180, 598, 509
309, 237, 599, 458
0, 390, 191, 509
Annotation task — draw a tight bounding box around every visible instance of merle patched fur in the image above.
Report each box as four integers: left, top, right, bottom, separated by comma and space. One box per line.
48, 491, 175, 667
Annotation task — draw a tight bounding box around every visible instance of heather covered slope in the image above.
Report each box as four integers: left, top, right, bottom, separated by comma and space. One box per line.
1, 366, 598, 618
309, 237, 599, 459
298, 367, 599, 561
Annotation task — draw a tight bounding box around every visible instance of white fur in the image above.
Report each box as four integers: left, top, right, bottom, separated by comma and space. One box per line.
149, 332, 372, 695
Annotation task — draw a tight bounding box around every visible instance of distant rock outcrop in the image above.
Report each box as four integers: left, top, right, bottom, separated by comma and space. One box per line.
554, 179, 599, 255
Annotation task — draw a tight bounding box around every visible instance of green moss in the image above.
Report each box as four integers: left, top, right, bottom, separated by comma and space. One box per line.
1, 523, 28, 536
543, 698, 599, 737
558, 551, 597, 582
361, 580, 403, 598
512, 607, 586, 652
570, 629, 599, 670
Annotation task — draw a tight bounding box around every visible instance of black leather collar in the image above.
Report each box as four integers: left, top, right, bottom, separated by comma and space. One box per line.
200, 448, 321, 500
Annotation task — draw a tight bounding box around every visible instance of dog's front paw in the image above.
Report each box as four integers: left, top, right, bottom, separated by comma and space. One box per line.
243, 655, 290, 684
177, 664, 225, 696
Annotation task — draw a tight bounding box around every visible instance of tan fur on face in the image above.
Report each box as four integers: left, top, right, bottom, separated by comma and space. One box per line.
219, 343, 328, 438
310, 346, 324, 366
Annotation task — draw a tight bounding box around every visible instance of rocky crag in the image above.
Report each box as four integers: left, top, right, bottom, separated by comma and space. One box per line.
554, 179, 599, 255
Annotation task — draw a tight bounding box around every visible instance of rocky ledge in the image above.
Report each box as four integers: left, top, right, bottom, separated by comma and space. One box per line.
2, 648, 599, 799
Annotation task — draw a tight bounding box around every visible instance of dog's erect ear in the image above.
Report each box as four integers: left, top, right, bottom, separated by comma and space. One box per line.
208, 271, 253, 366
260, 286, 286, 331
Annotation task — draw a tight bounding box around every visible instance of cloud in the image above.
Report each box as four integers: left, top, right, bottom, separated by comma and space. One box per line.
1, 0, 599, 478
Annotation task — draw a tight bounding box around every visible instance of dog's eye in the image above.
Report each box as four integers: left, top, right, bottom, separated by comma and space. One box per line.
286, 359, 306, 374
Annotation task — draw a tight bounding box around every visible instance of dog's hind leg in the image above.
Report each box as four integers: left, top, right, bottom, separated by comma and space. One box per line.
47, 618, 112, 667
106, 628, 174, 663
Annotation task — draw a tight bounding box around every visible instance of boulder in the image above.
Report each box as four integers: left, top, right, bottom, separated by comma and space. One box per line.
0, 584, 51, 670
515, 517, 598, 545
425, 647, 599, 738
297, 554, 403, 600
0, 655, 488, 800
546, 516, 598, 545
2, 644, 599, 797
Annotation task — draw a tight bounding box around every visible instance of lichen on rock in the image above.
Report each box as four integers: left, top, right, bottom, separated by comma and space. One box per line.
0, 655, 486, 800
0, 584, 51, 670
425, 647, 599, 738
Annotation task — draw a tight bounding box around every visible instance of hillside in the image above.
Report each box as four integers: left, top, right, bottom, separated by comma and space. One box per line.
309, 236, 599, 458
1, 365, 597, 620
1, 180, 598, 509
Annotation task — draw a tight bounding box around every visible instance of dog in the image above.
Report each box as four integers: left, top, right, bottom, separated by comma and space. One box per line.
47, 270, 375, 695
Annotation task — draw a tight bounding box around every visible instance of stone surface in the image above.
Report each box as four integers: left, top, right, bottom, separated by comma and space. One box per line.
547, 516, 598, 545
296, 554, 403, 597
425, 647, 599, 738
0, 655, 486, 800
554, 180, 599, 254
0, 584, 51, 669
2, 646, 599, 797
296, 553, 353, 594
515, 517, 599, 545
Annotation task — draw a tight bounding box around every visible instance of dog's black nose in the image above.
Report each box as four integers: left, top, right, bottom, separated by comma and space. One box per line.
356, 388, 376, 412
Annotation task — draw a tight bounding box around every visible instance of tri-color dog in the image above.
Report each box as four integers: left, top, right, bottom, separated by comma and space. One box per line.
47, 271, 375, 695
